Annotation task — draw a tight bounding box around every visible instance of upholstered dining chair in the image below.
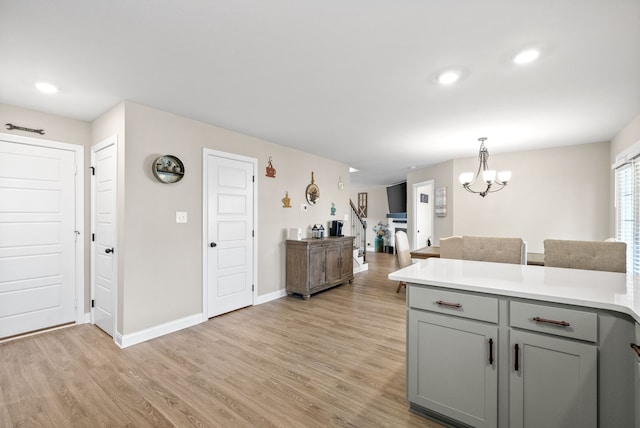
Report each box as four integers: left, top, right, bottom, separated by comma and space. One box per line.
463, 236, 527, 265
439, 236, 463, 259
544, 239, 626, 273
395, 231, 412, 293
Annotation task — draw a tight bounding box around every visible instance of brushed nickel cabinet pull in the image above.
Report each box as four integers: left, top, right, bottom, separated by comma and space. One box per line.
435, 300, 462, 308
532, 316, 570, 327
489, 338, 494, 365
631, 343, 640, 357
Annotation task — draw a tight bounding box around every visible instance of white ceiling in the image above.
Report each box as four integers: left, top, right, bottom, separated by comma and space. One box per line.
1, 1, 639, 187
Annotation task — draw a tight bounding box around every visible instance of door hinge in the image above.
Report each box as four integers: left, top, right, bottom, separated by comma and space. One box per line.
92, 233, 95, 242
252, 284, 255, 292
74, 230, 80, 242
252, 175, 255, 183
91, 299, 95, 308
74, 299, 78, 309
252, 230, 255, 238
90, 166, 95, 175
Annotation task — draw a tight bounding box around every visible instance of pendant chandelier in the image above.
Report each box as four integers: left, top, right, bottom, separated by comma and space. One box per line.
459, 138, 512, 197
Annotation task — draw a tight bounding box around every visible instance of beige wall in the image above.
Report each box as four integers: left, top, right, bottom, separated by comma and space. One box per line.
0, 103, 91, 146
407, 143, 610, 253
610, 113, 640, 158
119, 102, 350, 334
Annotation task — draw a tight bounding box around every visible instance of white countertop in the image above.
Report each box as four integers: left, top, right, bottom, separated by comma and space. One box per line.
389, 258, 640, 324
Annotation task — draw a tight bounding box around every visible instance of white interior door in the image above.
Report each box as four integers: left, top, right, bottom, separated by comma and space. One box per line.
204, 150, 255, 318
414, 180, 434, 249
91, 137, 117, 337
0, 137, 80, 338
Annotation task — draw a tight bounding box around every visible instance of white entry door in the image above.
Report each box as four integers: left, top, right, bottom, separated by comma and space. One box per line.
204, 149, 255, 318
91, 137, 117, 337
0, 136, 82, 339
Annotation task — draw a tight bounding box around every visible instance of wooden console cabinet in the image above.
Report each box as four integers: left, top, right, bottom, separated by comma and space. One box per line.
286, 237, 354, 299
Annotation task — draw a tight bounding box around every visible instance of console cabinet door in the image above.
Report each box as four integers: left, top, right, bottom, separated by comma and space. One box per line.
308, 245, 326, 288
339, 241, 353, 278
324, 244, 341, 283
509, 330, 597, 428
408, 310, 498, 428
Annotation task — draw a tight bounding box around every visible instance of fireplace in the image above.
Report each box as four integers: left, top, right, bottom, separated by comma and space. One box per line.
386, 214, 407, 253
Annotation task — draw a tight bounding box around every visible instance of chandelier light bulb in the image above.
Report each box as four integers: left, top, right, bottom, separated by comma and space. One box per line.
497, 170, 512, 183
483, 170, 496, 183
459, 172, 475, 185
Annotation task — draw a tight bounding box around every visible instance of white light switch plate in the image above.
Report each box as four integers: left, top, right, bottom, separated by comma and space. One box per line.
176, 211, 188, 223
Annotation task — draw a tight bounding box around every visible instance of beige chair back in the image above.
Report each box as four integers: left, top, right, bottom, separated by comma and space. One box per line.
463, 236, 525, 265
440, 236, 463, 259
395, 231, 412, 268
544, 239, 626, 273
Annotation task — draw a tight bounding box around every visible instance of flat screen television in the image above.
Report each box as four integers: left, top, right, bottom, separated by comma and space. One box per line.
386, 182, 407, 214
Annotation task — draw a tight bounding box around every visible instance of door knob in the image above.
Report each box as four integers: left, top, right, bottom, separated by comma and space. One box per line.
210, 242, 217, 247
105, 248, 114, 254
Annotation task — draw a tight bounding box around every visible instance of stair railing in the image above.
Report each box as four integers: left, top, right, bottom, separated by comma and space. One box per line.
349, 199, 367, 263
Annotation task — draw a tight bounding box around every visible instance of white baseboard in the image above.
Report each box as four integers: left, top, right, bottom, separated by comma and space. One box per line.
84, 312, 91, 324
113, 291, 288, 349
115, 313, 203, 348
255, 289, 287, 305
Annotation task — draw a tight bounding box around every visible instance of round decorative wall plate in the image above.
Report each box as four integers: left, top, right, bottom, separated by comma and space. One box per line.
152, 155, 185, 183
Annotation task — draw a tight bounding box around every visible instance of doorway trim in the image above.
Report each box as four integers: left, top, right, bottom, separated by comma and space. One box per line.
0, 132, 85, 325
202, 148, 258, 320
412, 179, 434, 250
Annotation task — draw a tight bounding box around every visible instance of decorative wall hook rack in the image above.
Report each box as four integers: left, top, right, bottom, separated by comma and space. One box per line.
5, 123, 45, 135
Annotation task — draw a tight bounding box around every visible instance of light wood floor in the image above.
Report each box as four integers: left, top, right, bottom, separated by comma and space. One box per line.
0, 252, 443, 427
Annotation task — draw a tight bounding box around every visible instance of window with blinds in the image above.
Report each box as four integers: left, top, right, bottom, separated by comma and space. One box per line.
615, 160, 639, 274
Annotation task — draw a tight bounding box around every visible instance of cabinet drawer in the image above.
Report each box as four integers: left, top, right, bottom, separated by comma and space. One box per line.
409, 286, 498, 323
510, 301, 597, 342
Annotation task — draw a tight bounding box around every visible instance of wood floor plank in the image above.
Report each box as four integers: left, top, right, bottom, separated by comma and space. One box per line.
0, 252, 444, 427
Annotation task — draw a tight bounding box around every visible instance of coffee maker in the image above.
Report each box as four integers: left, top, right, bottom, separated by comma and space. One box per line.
329, 220, 344, 237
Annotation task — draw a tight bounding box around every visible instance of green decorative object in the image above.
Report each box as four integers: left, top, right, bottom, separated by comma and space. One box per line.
375, 236, 384, 253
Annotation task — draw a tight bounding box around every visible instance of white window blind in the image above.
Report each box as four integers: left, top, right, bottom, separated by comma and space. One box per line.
615, 160, 639, 274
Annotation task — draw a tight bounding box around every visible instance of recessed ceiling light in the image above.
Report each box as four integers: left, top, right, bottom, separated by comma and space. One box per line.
437, 70, 461, 85
513, 49, 540, 65
35, 82, 59, 94
349, 167, 359, 173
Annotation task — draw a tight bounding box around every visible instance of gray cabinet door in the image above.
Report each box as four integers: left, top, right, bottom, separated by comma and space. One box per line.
635, 323, 640, 428
408, 310, 498, 428
509, 330, 597, 428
